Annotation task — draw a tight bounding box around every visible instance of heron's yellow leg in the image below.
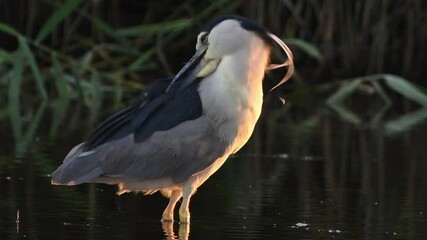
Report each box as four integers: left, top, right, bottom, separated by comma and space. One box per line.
162, 190, 182, 222
179, 187, 192, 224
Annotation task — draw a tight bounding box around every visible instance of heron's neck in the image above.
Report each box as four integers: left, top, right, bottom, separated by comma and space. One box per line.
198, 37, 270, 145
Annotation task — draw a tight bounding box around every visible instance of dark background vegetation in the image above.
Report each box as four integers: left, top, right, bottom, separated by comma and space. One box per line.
1, 0, 426, 95
1, 1, 427, 239
1, 0, 427, 173
0, 0, 426, 164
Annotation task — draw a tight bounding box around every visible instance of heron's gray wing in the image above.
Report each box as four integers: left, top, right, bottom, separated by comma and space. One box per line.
132, 81, 203, 143
98, 115, 229, 183
51, 143, 103, 185
83, 78, 172, 151
83, 77, 203, 151
51, 116, 229, 185
51, 79, 209, 185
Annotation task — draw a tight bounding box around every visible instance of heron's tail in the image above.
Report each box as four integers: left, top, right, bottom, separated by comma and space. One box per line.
51, 143, 103, 185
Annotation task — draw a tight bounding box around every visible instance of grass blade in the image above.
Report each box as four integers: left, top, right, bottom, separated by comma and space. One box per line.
286, 38, 324, 62
0, 49, 13, 65
51, 54, 69, 99
35, 0, 85, 44
371, 79, 392, 105
117, 18, 192, 37
383, 74, 427, 106
86, 15, 123, 41
90, 71, 102, 112
18, 36, 48, 100
49, 97, 70, 137
385, 107, 427, 134
8, 47, 25, 99
8, 46, 25, 142
326, 78, 362, 105
17, 101, 47, 157
0, 105, 8, 119
129, 48, 156, 71
0, 22, 20, 37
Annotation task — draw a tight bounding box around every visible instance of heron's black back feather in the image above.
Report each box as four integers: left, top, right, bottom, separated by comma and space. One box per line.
83, 106, 135, 151
134, 85, 202, 142
83, 78, 202, 151
83, 79, 170, 151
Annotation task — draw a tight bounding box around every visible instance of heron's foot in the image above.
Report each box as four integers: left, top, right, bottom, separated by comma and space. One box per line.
179, 209, 190, 224
161, 217, 174, 222
162, 211, 174, 222
162, 189, 182, 223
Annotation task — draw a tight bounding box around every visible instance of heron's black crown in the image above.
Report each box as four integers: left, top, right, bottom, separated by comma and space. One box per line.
201, 15, 275, 47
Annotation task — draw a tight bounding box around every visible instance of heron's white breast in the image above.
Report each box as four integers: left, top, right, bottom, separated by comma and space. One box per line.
198, 35, 269, 153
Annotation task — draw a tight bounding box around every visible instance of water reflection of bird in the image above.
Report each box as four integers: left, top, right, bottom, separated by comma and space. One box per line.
51, 15, 294, 224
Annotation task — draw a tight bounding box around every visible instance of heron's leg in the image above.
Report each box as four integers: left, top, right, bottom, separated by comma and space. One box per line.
179, 185, 193, 224
162, 190, 182, 222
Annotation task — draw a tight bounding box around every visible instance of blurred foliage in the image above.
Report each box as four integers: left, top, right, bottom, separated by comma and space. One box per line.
0, 0, 427, 157
326, 74, 427, 133
0, 0, 426, 101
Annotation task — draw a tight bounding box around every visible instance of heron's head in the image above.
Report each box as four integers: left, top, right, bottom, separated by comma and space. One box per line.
167, 15, 294, 92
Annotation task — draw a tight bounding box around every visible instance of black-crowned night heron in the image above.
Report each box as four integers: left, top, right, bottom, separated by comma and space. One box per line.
51, 15, 294, 224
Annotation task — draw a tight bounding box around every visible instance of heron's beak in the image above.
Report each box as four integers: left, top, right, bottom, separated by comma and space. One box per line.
166, 44, 209, 93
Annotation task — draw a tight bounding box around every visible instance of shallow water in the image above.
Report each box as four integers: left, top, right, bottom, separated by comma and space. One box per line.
1, 100, 427, 239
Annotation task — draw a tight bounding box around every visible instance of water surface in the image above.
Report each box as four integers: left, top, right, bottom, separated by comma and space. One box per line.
1, 100, 427, 239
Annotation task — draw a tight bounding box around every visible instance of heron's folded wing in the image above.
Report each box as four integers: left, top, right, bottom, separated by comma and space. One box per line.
132, 81, 203, 142
94, 115, 229, 183
51, 79, 208, 185
83, 78, 172, 151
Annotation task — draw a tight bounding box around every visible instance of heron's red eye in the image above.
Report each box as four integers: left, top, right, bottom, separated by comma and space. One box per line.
201, 34, 208, 43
